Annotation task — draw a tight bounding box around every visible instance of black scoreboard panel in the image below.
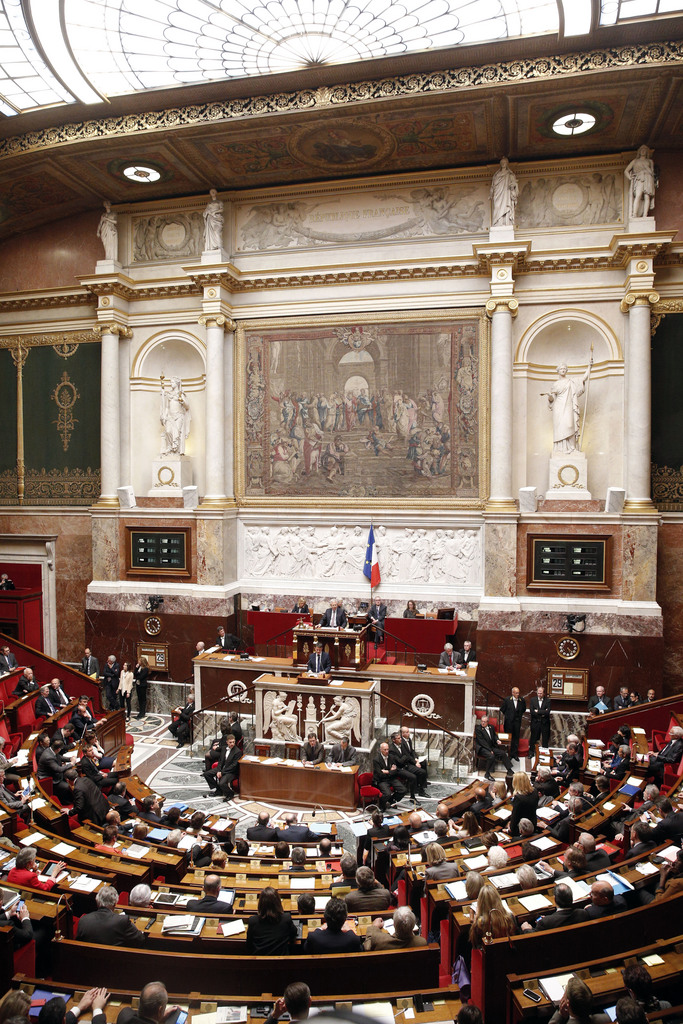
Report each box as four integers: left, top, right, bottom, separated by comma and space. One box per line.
128, 529, 191, 577
527, 535, 611, 590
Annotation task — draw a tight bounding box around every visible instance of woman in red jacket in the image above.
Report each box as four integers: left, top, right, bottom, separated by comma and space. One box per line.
7, 846, 66, 892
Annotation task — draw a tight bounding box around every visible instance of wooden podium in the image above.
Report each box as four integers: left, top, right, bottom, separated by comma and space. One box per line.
292, 625, 369, 671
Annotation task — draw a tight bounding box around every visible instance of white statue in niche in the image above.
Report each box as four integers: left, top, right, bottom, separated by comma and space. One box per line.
490, 157, 519, 227
203, 188, 224, 250
541, 361, 590, 455
624, 145, 656, 219
160, 375, 191, 456
97, 200, 118, 260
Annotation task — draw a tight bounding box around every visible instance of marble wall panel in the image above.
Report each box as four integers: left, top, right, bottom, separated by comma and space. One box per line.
484, 522, 517, 597
91, 515, 120, 583
622, 522, 658, 603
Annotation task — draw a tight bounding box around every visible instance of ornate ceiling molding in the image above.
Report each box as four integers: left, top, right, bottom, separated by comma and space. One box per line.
0, 41, 680, 162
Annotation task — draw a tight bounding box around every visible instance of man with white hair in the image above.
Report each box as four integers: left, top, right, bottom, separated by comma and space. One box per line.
363, 906, 427, 950
575, 832, 610, 871
483, 846, 509, 873
438, 643, 460, 669
129, 884, 153, 908
647, 726, 683, 785
76, 885, 146, 945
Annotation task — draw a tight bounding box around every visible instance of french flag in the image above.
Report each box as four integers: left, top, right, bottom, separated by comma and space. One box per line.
363, 525, 381, 588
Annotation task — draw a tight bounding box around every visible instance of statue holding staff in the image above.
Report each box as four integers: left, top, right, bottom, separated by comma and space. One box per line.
160, 375, 191, 456
540, 352, 593, 455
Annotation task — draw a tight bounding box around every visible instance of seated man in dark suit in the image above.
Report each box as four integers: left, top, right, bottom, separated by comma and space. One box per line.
276, 811, 318, 843
301, 730, 325, 764
649, 796, 683, 846
475, 715, 513, 781
117, 982, 173, 1024
168, 691, 195, 747
304, 896, 363, 953
49, 677, 70, 707
108, 780, 136, 819
186, 873, 234, 914
613, 686, 632, 711
216, 733, 242, 799
458, 639, 477, 667
553, 741, 582, 784
328, 736, 358, 765
647, 727, 683, 785
534, 765, 560, 800
70, 697, 96, 736
76, 884, 146, 945
138, 795, 163, 824
521, 883, 589, 931
320, 599, 347, 629
584, 879, 627, 918
372, 741, 407, 810
0, 644, 18, 674
13, 667, 37, 696
575, 832, 611, 871
34, 684, 58, 718
307, 641, 330, 676
246, 810, 279, 842
79, 745, 118, 789
366, 599, 386, 644
628, 821, 657, 859
66, 766, 110, 824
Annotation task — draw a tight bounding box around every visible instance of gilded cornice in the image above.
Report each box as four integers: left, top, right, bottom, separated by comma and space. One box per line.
0, 328, 97, 348
652, 298, 683, 313
0, 42, 680, 161
0, 292, 93, 312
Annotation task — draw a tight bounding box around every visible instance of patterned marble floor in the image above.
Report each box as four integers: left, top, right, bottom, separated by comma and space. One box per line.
126, 713, 466, 848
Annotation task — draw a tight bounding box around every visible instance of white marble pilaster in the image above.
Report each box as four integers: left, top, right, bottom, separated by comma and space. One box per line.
622, 290, 658, 512
486, 297, 518, 511
94, 322, 131, 508
199, 314, 234, 507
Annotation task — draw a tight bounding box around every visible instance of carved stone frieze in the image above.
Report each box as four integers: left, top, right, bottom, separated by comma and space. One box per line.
242, 523, 482, 587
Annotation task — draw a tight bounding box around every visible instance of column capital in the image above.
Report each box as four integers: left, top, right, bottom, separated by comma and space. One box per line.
485, 296, 518, 318
93, 321, 133, 339
199, 313, 236, 332
620, 290, 659, 313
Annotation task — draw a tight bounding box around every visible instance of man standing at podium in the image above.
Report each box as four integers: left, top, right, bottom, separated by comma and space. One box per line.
320, 599, 347, 629
366, 598, 386, 644
307, 641, 331, 676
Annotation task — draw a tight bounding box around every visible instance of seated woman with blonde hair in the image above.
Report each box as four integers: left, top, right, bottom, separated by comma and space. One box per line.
425, 843, 460, 880
469, 883, 517, 949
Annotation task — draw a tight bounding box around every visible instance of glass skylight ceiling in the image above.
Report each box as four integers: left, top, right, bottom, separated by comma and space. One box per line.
0, 0, 681, 116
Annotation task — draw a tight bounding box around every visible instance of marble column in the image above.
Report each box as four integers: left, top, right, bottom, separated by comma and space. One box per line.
485, 297, 518, 512
199, 314, 234, 507
94, 322, 131, 508
621, 290, 659, 513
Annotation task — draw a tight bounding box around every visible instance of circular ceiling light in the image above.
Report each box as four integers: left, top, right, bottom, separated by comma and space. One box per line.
552, 112, 596, 137
122, 164, 161, 183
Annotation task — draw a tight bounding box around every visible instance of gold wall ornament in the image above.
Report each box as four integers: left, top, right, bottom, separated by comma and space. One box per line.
620, 290, 659, 313
485, 297, 518, 318
198, 313, 237, 332
52, 371, 80, 452
52, 340, 79, 359
92, 322, 133, 339
9, 341, 28, 505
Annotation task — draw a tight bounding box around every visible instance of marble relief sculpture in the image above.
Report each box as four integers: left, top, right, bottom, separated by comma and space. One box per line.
542, 361, 590, 455
203, 188, 224, 250
322, 695, 360, 744
243, 524, 481, 585
160, 376, 191, 456
624, 146, 656, 218
96, 200, 118, 260
264, 690, 301, 742
490, 157, 518, 227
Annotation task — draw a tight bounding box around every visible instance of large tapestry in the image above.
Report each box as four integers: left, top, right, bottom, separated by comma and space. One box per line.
239, 312, 486, 503
651, 310, 683, 511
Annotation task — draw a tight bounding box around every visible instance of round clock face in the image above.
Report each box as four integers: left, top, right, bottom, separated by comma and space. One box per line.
556, 635, 580, 660
144, 615, 162, 636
